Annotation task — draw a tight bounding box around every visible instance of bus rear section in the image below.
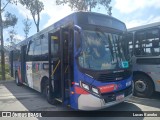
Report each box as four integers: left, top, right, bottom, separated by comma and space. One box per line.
10, 12, 133, 110
127, 22, 160, 97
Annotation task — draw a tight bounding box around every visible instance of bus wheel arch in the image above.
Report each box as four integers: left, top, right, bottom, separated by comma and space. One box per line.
133, 71, 155, 97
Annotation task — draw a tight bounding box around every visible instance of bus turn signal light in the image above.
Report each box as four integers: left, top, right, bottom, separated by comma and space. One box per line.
71, 91, 74, 94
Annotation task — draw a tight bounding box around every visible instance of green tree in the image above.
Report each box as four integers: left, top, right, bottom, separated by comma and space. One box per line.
0, 0, 18, 80
19, 0, 44, 32
6, 27, 17, 45
99, 0, 112, 16
56, 0, 97, 11
56, 0, 112, 15
22, 17, 32, 39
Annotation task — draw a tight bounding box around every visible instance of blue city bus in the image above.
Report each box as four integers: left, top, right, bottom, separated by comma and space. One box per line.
9, 12, 132, 110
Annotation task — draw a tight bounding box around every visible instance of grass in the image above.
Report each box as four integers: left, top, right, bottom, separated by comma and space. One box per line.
0, 64, 14, 80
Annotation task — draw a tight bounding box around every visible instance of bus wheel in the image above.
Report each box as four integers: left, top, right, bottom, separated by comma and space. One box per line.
15, 73, 22, 86
44, 81, 56, 105
133, 75, 154, 98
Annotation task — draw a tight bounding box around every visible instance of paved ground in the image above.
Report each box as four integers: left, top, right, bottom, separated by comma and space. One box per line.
0, 80, 160, 120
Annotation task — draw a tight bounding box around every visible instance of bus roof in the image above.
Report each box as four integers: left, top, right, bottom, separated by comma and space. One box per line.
10, 12, 125, 50
29, 12, 125, 37
128, 22, 160, 32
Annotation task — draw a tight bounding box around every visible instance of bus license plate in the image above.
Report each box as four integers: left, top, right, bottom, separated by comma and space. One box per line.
116, 94, 124, 101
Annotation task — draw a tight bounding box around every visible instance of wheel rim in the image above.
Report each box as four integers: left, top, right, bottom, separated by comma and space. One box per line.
135, 80, 147, 92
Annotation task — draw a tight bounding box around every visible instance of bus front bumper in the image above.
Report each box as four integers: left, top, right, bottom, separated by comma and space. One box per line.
78, 87, 132, 110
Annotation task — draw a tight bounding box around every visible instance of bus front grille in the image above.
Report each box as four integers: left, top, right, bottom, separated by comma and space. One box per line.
97, 70, 131, 82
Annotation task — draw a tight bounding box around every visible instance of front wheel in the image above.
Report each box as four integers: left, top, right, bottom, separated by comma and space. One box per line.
44, 81, 56, 105
133, 74, 154, 97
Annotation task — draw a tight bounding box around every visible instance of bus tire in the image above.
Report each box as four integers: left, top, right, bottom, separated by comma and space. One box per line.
44, 81, 56, 105
133, 74, 154, 98
15, 72, 22, 86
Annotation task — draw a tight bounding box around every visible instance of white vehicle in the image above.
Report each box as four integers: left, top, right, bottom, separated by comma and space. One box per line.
127, 22, 160, 97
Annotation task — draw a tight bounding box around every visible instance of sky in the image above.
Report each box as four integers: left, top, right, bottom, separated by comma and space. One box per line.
2, 0, 160, 45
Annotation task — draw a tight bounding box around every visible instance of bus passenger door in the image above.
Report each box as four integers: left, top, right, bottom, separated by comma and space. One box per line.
49, 32, 61, 99
60, 27, 73, 104
21, 45, 27, 83
48, 27, 73, 105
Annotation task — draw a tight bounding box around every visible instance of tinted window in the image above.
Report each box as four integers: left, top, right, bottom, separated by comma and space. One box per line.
88, 15, 126, 31
135, 29, 160, 56
124, 32, 133, 60
51, 34, 59, 58
41, 35, 48, 61
34, 39, 41, 61
128, 33, 133, 55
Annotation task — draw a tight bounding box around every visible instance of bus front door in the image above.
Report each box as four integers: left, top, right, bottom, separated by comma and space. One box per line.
49, 27, 72, 105
60, 27, 72, 105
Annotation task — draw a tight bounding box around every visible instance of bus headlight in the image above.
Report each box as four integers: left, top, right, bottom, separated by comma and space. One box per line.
91, 87, 99, 94
80, 81, 100, 95
81, 82, 89, 91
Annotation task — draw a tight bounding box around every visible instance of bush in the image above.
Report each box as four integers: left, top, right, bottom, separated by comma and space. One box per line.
0, 64, 14, 80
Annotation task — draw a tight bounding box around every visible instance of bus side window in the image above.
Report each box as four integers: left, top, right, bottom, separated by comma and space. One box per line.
135, 29, 160, 56
135, 31, 146, 56
125, 32, 133, 59
41, 34, 48, 61
34, 38, 41, 61
146, 29, 159, 56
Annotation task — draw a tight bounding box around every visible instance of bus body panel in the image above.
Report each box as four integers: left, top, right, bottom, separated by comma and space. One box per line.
32, 61, 49, 92
132, 56, 160, 92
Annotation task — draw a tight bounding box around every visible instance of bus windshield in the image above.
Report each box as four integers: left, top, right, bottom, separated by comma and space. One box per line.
78, 28, 126, 70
